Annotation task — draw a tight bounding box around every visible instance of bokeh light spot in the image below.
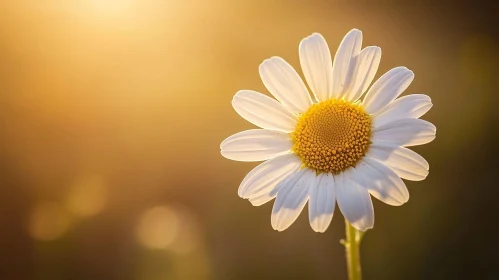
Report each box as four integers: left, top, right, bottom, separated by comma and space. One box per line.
29, 201, 73, 241
135, 206, 179, 250
65, 174, 107, 218
167, 207, 200, 255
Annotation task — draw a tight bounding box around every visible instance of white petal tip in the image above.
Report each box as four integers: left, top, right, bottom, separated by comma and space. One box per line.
359, 226, 373, 232
300, 33, 324, 48
237, 190, 246, 199
220, 150, 234, 161
258, 57, 275, 70
271, 216, 296, 232
363, 45, 381, 52
271, 224, 288, 232
310, 225, 328, 233
391, 196, 410, 206
249, 199, 266, 207
231, 90, 246, 100
343, 29, 363, 42
351, 222, 373, 232
220, 149, 226, 157
411, 172, 429, 181
304, 32, 325, 40
399, 67, 414, 77
220, 150, 261, 162
260, 56, 281, 64
426, 135, 437, 144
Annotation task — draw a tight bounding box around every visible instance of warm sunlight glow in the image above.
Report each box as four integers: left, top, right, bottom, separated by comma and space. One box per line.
1, 0, 487, 278
87, 0, 136, 15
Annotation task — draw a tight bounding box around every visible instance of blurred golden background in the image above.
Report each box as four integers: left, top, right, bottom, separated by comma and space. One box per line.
0, 0, 498, 279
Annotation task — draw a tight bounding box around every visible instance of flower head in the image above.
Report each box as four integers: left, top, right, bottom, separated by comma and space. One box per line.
221, 29, 435, 232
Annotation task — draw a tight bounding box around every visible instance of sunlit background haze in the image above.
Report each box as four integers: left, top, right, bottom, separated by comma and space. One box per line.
1, 0, 498, 279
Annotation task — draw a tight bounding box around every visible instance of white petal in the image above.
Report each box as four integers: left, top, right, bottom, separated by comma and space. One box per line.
220, 129, 292, 162
373, 94, 433, 128
363, 67, 414, 114
308, 173, 336, 233
299, 33, 333, 102
343, 46, 382, 102
355, 158, 409, 206
336, 168, 374, 231
238, 153, 302, 206
259, 56, 312, 113
232, 90, 298, 132
271, 168, 313, 231
331, 29, 363, 99
372, 118, 436, 147
367, 144, 429, 181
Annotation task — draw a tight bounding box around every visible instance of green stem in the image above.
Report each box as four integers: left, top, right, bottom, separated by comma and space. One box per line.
344, 219, 362, 280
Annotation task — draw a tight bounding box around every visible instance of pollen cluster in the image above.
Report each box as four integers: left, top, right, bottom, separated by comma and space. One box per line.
292, 99, 372, 174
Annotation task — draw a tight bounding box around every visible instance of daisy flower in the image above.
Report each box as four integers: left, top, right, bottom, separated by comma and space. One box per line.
220, 29, 435, 232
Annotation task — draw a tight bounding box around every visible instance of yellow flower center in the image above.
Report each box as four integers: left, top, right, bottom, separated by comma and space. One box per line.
292, 99, 372, 174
